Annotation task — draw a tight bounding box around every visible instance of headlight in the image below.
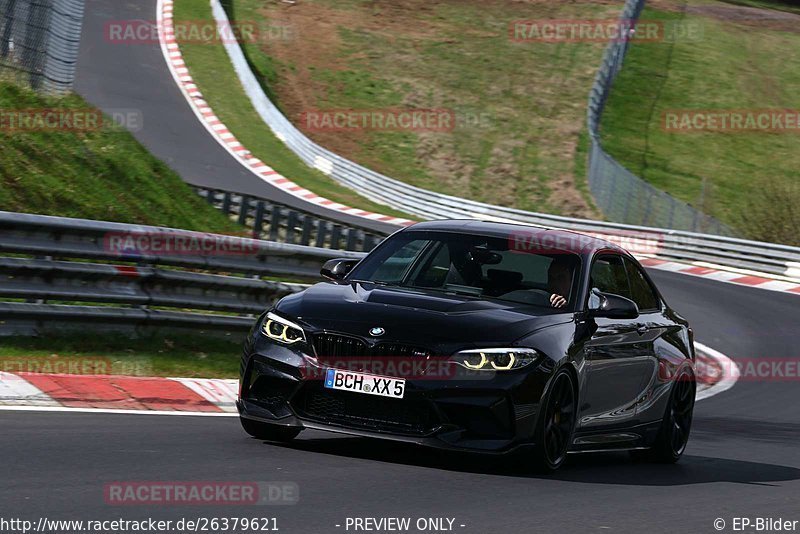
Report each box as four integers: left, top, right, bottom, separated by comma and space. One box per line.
262, 312, 306, 345
450, 348, 540, 371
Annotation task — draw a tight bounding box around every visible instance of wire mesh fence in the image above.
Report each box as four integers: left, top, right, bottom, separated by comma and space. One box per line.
586, 0, 736, 236
0, 0, 84, 94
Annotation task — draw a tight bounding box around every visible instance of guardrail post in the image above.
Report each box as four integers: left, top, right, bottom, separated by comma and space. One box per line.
286, 211, 298, 245
315, 221, 329, 248
345, 229, 359, 251
204, 188, 215, 204
268, 205, 281, 242
221, 191, 232, 215
363, 234, 377, 251
252, 200, 265, 239
300, 216, 313, 246
238, 195, 251, 226
330, 225, 342, 250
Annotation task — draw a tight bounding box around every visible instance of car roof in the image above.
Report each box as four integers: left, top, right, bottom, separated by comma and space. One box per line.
402, 219, 627, 258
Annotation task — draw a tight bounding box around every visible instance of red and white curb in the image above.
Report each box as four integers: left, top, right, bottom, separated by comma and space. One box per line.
639, 258, 800, 296
156, 0, 414, 228
0, 342, 736, 416
0, 372, 238, 416
694, 343, 740, 401
156, 0, 800, 297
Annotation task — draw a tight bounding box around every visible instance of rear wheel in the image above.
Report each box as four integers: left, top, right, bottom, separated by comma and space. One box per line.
529, 368, 576, 472
240, 417, 301, 442
633, 368, 695, 463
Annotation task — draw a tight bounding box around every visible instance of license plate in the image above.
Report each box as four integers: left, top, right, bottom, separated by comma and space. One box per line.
324, 368, 406, 399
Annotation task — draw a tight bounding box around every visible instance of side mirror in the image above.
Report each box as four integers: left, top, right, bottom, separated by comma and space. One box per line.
588, 288, 639, 319
320, 258, 359, 281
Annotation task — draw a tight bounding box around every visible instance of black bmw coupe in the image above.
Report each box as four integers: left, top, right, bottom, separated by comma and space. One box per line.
238, 220, 696, 471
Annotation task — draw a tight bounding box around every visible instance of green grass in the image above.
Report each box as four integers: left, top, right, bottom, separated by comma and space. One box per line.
0, 333, 242, 378
175, 0, 618, 218
0, 83, 240, 232
173, 0, 416, 220
718, 0, 800, 15
600, 5, 800, 244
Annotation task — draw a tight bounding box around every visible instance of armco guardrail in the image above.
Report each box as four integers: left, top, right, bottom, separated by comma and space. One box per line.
195, 172, 800, 278
195, 187, 388, 252
211, 0, 734, 236
200, 181, 800, 279
0, 0, 85, 94
1, 210, 798, 336
0, 211, 363, 335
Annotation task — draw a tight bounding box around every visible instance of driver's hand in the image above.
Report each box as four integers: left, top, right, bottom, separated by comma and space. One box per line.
550, 293, 567, 308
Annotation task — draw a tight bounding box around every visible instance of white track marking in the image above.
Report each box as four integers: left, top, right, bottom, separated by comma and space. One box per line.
0, 372, 59, 406
168, 378, 238, 412
695, 342, 740, 401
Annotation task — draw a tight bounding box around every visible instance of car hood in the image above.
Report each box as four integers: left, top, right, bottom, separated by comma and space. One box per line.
275, 281, 572, 347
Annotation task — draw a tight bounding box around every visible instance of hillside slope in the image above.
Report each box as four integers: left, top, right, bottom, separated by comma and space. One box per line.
601, 0, 800, 244
0, 82, 238, 232
179, 0, 624, 218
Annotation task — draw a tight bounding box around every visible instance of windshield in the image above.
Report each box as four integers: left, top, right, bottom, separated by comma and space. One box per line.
348, 231, 581, 310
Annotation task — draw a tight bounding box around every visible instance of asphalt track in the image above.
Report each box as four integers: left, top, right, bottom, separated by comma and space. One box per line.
3, 263, 799, 534
5, 0, 798, 532
72, 0, 397, 234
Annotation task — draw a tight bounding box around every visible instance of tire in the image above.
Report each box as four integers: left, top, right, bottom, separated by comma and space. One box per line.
528, 368, 577, 473
240, 417, 301, 442
633, 368, 695, 463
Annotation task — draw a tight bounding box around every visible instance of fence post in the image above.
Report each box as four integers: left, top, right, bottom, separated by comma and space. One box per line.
1, 0, 17, 59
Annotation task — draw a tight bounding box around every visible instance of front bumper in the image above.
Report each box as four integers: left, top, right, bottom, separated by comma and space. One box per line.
238, 339, 552, 453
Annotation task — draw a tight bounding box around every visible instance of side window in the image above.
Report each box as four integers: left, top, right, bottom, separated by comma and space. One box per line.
624, 257, 661, 312
409, 243, 451, 287
370, 239, 429, 283
589, 255, 631, 299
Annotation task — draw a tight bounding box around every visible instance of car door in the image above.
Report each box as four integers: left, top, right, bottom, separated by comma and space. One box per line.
580, 254, 653, 429
622, 256, 668, 403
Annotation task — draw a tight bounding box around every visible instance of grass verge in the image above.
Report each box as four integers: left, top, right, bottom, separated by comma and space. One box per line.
0, 82, 240, 233
0, 333, 242, 378
600, 2, 800, 244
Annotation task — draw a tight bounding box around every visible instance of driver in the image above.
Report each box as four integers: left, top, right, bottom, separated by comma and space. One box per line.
547, 256, 574, 308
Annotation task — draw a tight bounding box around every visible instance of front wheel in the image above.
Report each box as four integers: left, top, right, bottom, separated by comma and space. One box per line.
240, 417, 301, 443
633, 368, 695, 463
528, 368, 577, 472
